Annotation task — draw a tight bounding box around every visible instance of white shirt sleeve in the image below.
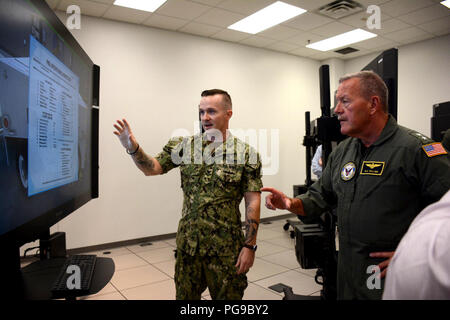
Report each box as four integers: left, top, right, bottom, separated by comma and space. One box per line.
383, 190, 450, 300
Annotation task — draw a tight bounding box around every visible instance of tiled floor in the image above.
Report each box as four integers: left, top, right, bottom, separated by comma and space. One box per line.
73, 218, 323, 300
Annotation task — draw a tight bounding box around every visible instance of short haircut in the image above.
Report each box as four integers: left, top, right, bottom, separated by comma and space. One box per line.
339, 71, 388, 113
201, 89, 232, 110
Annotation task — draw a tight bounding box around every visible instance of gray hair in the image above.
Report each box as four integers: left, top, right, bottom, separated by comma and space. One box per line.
339, 70, 388, 113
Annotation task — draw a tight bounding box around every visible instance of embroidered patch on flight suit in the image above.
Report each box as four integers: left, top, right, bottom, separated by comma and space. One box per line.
341, 162, 356, 181
422, 143, 448, 157
360, 161, 385, 176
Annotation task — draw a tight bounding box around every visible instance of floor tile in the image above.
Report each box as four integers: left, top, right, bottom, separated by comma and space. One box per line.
163, 238, 177, 247
121, 279, 176, 300
84, 246, 132, 258
153, 259, 176, 278
247, 258, 289, 282
257, 228, 286, 241
111, 265, 170, 291
260, 250, 301, 269
254, 270, 322, 297
264, 235, 296, 250
294, 267, 318, 278
243, 283, 282, 300
84, 291, 125, 300
126, 241, 171, 254
111, 253, 149, 271
79, 283, 119, 300
136, 246, 176, 264
256, 240, 290, 258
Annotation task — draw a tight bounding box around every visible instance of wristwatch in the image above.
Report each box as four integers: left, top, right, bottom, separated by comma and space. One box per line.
243, 244, 257, 252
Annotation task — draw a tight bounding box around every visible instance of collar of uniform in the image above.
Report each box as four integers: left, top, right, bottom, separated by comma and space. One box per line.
369, 114, 398, 147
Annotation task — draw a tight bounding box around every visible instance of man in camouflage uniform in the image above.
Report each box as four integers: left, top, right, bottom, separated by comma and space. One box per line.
113, 89, 262, 300
262, 71, 450, 299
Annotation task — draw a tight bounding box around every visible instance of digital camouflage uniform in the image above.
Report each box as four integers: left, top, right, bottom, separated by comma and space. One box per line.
297, 115, 450, 300
155, 132, 263, 300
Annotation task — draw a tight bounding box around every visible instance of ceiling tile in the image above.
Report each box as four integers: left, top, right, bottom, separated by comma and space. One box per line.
239, 35, 277, 48
142, 13, 189, 30
217, 0, 274, 15
356, 35, 398, 49
194, 8, 245, 28
397, 4, 450, 25
102, 5, 151, 24
379, 0, 436, 17
355, 0, 391, 6
155, 0, 212, 21
396, 33, 435, 45
282, 12, 334, 31
209, 29, 250, 42
289, 46, 319, 57
383, 26, 430, 42
258, 25, 301, 41
418, 16, 450, 35
339, 10, 392, 29
179, 22, 222, 37
309, 51, 341, 61
189, 0, 223, 6
265, 41, 300, 53
284, 31, 323, 46
282, 0, 333, 11
371, 43, 400, 53
58, 0, 109, 17
310, 21, 355, 37
373, 18, 412, 35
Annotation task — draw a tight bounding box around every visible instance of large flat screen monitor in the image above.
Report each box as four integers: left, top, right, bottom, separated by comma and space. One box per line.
362, 48, 398, 120
0, 0, 99, 264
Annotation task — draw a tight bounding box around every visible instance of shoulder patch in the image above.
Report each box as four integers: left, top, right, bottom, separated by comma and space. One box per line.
422, 143, 448, 157
409, 131, 433, 144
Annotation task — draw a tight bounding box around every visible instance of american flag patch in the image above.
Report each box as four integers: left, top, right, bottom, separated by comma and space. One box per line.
422, 143, 447, 157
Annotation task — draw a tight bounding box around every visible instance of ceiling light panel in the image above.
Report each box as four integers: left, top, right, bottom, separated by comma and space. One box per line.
306, 28, 377, 51
440, 0, 450, 9
113, 0, 167, 13
228, 1, 306, 34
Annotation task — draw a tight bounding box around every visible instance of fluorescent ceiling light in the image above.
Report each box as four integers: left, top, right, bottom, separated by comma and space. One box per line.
440, 0, 450, 9
306, 28, 377, 51
228, 1, 306, 34
113, 0, 167, 13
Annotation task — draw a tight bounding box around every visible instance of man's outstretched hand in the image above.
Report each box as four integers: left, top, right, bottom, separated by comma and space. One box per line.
260, 187, 292, 211
113, 119, 138, 152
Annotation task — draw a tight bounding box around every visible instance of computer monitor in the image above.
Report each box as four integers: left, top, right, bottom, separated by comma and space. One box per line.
0, 0, 99, 279
362, 48, 398, 120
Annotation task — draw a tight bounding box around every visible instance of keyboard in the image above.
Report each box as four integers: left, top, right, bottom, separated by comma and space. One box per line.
51, 255, 97, 297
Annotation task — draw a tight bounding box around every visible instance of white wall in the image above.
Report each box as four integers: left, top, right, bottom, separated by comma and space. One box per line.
47, 14, 321, 250
343, 34, 450, 136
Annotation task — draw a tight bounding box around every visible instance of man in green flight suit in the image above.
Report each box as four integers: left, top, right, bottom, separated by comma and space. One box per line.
262, 71, 450, 300
113, 89, 263, 300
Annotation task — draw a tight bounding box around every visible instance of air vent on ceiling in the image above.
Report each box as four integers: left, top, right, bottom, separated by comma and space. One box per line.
335, 47, 359, 55
317, 0, 363, 19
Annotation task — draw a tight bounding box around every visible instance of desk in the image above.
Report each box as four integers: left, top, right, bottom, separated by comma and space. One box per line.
20, 257, 115, 300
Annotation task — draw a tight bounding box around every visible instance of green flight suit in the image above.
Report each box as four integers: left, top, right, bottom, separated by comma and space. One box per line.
297, 115, 450, 300
155, 132, 263, 299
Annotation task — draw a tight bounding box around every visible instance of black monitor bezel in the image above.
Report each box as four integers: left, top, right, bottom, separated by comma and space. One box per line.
0, 0, 99, 248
